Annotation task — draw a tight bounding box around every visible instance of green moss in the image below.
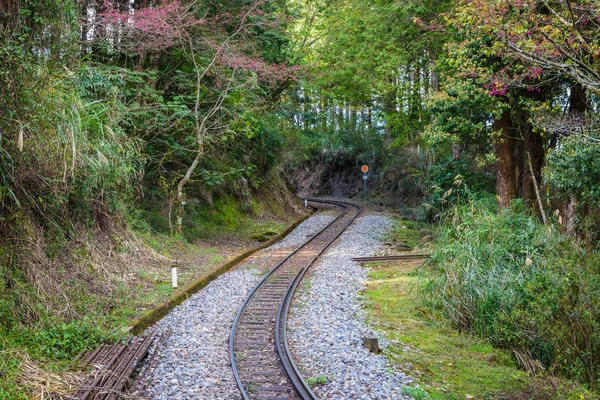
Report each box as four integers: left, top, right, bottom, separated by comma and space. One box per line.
250, 230, 279, 242
186, 196, 288, 241
389, 217, 432, 248
209, 255, 224, 264
138, 195, 288, 243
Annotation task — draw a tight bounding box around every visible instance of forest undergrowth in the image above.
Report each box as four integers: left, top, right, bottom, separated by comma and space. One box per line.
366, 217, 598, 399
3, 0, 600, 398
421, 196, 600, 395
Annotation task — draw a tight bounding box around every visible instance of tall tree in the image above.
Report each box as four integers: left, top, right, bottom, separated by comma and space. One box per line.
98, 0, 299, 234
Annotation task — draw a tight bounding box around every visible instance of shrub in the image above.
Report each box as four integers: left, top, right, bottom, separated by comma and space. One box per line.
422, 198, 600, 391
424, 158, 494, 220
544, 129, 600, 208
20, 319, 120, 361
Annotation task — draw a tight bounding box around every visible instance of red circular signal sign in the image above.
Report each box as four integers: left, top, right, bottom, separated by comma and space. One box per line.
361, 165, 369, 173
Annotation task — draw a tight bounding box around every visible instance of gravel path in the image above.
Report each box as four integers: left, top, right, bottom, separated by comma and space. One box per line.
270, 214, 336, 249
288, 215, 413, 400
135, 214, 336, 400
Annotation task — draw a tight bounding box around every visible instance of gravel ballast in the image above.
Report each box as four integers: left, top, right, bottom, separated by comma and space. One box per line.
288, 215, 412, 399
136, 214, 336, 400
270, 214, 336, 249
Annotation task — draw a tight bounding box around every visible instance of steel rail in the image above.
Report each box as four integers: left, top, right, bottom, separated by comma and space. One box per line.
230, 199, 354, 400
275, 199, 362, 400
352, 254, 430, 262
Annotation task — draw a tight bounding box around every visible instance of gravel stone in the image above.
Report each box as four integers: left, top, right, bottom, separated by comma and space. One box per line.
270, 214, 336, 249
288, 215, 413, 399
136, 213, 336, 400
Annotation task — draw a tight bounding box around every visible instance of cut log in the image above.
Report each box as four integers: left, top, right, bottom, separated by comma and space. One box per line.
362, 336, 381, 354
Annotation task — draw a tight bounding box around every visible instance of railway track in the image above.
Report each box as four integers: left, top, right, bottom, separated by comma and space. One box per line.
352, 254, 430, 262
230, 199, 361, 400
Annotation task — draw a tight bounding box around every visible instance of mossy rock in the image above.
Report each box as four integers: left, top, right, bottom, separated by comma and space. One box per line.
251, 230, 278, 242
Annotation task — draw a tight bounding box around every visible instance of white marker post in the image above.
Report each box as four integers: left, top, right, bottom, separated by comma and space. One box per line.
361, 165, 369, 205
305, 199, 308, 208
171, 263, 178, 288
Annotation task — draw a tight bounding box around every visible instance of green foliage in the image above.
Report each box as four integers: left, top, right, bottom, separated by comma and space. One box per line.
0, 294, 17, 332
284, 0, 453, 199
19, 319, 120, 361
1, 37, 143, 220
423, 70, 499, 156
0, 139, 18, 206
544, 132, 600, 207
401, 386, 429, 400
0, 350, 29, 400
306, 375, 328, 387
303, 125, 385, 170
423, 199, 600, 391
424, 158, 494, 219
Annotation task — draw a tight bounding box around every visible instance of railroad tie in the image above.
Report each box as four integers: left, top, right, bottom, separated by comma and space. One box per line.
71, 329, 157, 400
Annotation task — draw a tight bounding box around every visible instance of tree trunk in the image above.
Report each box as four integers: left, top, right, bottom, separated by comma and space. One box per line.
518, 112, 545, 212
431, 63, 439, 92
563, 83, 588, 232
174, 152, 201, 236
452, 144, 462, 160
569, 83, 588, 114
495, 110, 517, 210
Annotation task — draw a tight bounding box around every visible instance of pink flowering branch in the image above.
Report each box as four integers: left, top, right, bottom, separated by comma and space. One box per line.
99, 0, 300, 235
98, 0, 198, 52
454, 0, 600, 91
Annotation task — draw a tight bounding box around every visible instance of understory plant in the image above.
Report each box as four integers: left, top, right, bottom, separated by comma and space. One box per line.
421, 198, 600, 392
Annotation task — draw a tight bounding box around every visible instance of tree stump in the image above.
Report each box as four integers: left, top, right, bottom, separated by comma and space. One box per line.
362, 336, 381, 354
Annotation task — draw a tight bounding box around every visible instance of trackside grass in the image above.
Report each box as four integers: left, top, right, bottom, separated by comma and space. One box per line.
363, 217, 596, 399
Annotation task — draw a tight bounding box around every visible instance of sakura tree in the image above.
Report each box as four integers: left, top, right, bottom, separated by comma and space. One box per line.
451, 0, 600, 91
98, 0, 300, 234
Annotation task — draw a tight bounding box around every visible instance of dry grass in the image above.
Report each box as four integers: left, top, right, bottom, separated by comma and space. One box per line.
513, 349, 545, 376
11, 210, 171, 324
16, 351, 145, 400
15, 352, 83, 399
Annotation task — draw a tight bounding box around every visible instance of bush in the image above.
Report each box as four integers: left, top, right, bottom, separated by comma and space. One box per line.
422, 199, 600, 391
544, 129, 600, 208
424, 158, 494, 220
20, 319, 120, 361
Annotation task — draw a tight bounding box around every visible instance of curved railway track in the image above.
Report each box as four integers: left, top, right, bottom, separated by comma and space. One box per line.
230, 199, 361, 400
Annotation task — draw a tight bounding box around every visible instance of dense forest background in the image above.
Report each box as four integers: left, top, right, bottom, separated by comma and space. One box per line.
1, 0, 600, 398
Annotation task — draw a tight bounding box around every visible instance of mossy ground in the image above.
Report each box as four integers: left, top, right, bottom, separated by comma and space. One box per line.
388, 219, 432, 248
139, 190, 296, 243
363, 218, 595, 400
